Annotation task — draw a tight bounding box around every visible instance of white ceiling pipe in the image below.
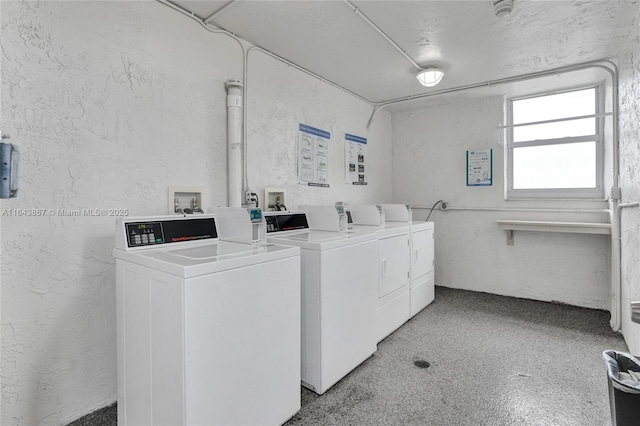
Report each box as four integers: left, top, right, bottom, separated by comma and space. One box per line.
226, 80, 244, 208
366, 60, 618, 128
204, 0, 239, 24
412, 206, 610, 214
343, 0, 424, 72
157, 0, 245, 55
496, 112, 613, 130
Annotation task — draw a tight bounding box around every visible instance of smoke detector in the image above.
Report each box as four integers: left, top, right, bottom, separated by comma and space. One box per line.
493, 0, 514, 17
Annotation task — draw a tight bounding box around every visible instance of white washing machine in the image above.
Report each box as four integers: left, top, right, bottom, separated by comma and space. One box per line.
381, 204, 435, 317
113, 214, 301, 426
348, 205, 411, 342
265, 207, 378, 394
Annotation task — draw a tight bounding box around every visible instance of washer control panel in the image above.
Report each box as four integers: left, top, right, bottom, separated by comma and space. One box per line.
124, 217, 218, 248
127, 222, 163, 247
265, 213, 309, 233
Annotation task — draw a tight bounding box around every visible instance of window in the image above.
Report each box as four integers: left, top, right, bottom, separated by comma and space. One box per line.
506, 86, 604, 199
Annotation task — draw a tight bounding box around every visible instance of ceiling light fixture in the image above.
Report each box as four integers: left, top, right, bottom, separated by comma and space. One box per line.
416, 68, 444, 87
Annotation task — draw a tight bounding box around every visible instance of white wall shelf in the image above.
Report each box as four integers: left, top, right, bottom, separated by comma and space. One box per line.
496, 220, 611, 245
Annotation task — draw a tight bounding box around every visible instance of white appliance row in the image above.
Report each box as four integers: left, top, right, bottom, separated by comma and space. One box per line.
113, 204, 434, 426
264, 204, 435, 393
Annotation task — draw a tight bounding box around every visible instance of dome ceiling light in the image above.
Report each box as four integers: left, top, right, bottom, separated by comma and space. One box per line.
416, 68, 444, 87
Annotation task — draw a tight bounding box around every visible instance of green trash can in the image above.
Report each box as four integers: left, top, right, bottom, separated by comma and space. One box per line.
603, 350, 640, 426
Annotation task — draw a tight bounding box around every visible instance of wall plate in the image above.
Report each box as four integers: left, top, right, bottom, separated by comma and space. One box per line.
264, 188, 286, 212
632, 301, 640, 325
169, 186, 206, 214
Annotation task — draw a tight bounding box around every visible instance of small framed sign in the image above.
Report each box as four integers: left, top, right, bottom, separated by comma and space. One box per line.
467, 149, 492, 186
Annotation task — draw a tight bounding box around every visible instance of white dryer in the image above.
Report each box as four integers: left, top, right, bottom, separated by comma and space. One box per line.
382, 204, 435, 317
113, 214, 301, 426
348, 205, 411, 342
408, 220, 435, 316
265, 207, 378, 394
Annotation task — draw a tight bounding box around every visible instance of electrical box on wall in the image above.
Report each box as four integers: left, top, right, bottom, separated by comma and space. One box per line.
169, 186, 206, 214
264, 188, 287, 211
1, 135, 19, 199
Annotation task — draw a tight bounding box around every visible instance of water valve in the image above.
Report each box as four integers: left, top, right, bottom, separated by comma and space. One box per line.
243, 189, 258, 208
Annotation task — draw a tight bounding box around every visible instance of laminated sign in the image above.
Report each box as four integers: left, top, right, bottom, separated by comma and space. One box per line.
467, 149, 492, 186
298, 124, 330, 188
345, 133, 367, 185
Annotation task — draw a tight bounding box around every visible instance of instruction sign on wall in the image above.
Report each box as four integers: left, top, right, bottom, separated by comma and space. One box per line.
345, 133, 368, 185
298, 123, 330, 188
467, 149, 492, 186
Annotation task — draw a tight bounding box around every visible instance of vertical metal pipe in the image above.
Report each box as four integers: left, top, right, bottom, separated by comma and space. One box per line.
226, 80, 243, 207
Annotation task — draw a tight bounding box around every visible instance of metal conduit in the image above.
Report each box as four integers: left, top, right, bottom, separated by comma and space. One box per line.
496, 112, 613, 130
157, 0, 245, 54
366, 60, 619, 128
204, 0, 240, 24
412, 206, 610, 214
343, 0, 424, 71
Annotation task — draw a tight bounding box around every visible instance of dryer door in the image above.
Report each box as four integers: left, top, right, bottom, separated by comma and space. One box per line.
378, 234, 410, 298
411, 227, 434, 280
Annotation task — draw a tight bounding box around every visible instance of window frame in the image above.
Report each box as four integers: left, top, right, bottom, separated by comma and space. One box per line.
505, 84, 605, 200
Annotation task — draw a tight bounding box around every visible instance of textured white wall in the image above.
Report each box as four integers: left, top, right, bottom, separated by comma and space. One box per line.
245, 50, 392, 207
618, 10, 640, 354
0, 2, 237, 424
392, 96, 611, 309
0, 2, 391, 425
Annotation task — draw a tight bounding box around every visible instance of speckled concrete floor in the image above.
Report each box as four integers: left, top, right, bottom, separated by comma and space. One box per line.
69, 287, 627, 426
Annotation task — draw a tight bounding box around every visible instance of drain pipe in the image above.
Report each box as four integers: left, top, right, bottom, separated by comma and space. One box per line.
613, 202, 640, 331
226, 80, 244, 207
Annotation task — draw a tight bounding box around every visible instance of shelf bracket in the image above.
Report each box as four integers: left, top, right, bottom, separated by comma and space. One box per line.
506, 229, 514, 246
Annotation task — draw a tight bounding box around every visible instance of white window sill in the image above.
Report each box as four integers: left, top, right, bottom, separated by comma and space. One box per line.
495, 220, 611, 245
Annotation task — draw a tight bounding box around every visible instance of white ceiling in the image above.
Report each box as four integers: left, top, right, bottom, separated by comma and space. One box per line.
168, 0, 639, 105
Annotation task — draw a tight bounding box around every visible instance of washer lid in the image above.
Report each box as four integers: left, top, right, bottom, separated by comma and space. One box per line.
351, 223, 410, 238
268, 229, 376, 251
410, 221, 434, 231
113, 241, 299, 278
382, 222, 411, 232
